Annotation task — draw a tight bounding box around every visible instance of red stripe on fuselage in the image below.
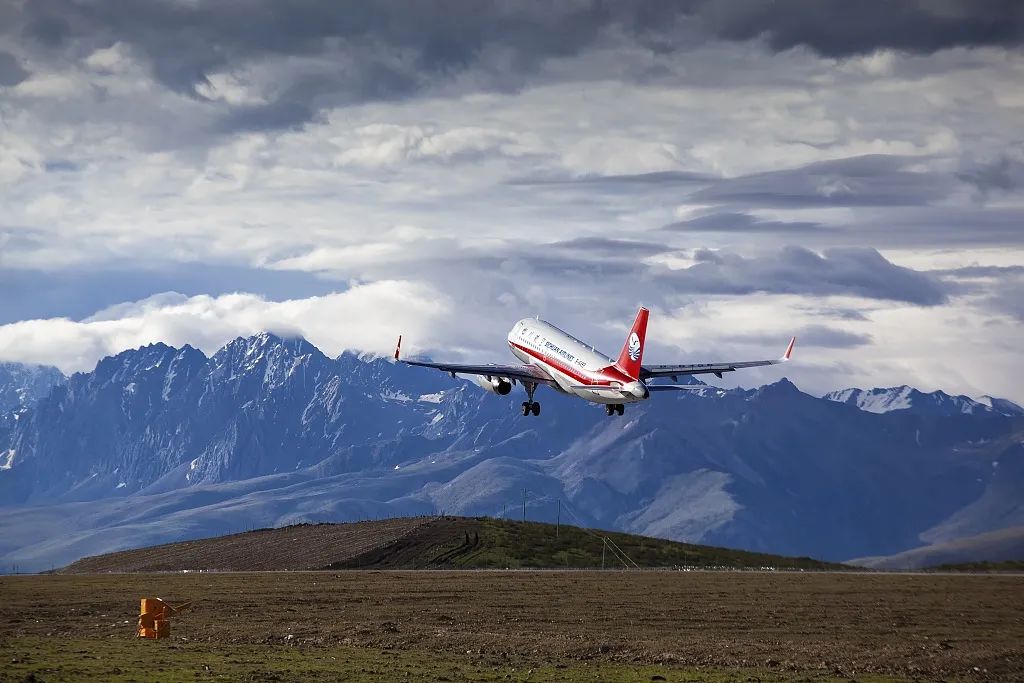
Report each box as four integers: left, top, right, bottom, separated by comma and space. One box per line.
508, 341, 633, 387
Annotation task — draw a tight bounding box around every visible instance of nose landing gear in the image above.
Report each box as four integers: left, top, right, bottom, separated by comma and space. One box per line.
605, 404, 625, 416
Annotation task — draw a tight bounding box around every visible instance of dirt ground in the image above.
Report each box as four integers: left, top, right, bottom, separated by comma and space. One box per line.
1, 571, 1022, 682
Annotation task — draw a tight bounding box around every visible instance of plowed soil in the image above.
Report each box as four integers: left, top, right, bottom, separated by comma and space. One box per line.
2, 570, 1021, 681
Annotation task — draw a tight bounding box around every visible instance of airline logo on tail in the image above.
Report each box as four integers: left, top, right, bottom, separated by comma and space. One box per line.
627, 332, 641, 361
614, 307, 649, 380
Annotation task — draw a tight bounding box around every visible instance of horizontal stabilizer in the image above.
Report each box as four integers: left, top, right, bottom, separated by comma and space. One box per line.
647, 385, 712, 392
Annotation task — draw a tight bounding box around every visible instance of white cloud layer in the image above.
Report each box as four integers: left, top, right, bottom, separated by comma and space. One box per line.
0, 282, 450, 374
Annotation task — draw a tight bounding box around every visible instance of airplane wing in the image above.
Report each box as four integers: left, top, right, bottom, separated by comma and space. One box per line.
640, 337, 796, 380
394, 336, 558, 386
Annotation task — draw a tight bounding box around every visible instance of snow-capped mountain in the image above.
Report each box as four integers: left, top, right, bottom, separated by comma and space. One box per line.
1, 334, 1022, 571
0, 362, 66, 467
0, 362, 65, 414
823, 385, 1024, 417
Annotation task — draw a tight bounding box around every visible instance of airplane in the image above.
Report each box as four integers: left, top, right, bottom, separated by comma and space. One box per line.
395, 306, 795, 416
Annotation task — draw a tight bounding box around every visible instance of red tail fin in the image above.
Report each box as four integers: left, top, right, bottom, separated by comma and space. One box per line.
614, 307, 649, 380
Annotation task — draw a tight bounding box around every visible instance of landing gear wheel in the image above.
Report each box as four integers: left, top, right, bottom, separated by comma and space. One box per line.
615, 403, 624, 416
605, 404, 615, 416
521, 382, 540, 417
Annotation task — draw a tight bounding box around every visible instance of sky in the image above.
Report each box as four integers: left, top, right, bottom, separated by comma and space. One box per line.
0, 0, 1022, 401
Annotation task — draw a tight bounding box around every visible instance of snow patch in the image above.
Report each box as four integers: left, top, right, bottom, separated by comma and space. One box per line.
857, 386, 913, 413
418, 392, 445, 403
381, 390, 411, 402
0, 449, 15, 470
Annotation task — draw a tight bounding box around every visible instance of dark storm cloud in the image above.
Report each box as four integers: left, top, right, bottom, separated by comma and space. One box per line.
689, 155, 954, 209
12, 0, 619, 99
664, 211, 821, 233
957, 156, 1024, 197
699, 0, 1024, 57
10, 1, 1020, 135
656, 246, 951, 305
0, 50, 28, 86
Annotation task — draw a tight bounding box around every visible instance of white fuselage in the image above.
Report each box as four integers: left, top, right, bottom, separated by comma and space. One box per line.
506, 318, 648, 404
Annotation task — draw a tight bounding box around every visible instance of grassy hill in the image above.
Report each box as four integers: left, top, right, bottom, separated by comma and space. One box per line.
59, 516, 845, 573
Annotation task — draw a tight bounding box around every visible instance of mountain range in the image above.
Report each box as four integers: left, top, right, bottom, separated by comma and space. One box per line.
1, 333, 1021, 572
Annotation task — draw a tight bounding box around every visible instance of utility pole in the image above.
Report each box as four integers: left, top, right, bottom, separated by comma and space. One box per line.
502, 503, 506, 519
522, 488, 527, 522
601, 537, 607, 570
556, 499, 560, 538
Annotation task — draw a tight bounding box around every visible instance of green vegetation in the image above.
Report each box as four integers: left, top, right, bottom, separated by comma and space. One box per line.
0, 637, 908, 683
334, 516, 846, 570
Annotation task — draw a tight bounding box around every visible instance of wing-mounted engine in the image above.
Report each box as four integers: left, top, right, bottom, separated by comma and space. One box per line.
473, 375, 513, 395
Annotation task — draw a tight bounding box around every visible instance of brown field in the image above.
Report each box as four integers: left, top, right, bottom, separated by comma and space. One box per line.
1, 571, 1022, 682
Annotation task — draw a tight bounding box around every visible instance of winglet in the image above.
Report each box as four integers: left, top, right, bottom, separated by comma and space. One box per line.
782, 336, 796, 361
394, 335, 402, 361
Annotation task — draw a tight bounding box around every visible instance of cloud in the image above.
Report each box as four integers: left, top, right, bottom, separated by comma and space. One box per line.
0, 50, 29, 86
665, 211, 821, 233
689, 155, 954, 208
936, 263, 1024, 322
335, 124, 536, 168
724, 324, 872, 349
698, 0, 1024, 57
652, 292, 1024, 403
957, 155, 1024, 198
7, 1, 1019, 142
985, 277, 1024, 321
785, 325, 871, 349
0, 282, 449, 373
656, 247, 952, 305
0, 0, 1022, 405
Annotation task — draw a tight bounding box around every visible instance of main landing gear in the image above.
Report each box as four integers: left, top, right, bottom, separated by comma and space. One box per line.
605, 404, 625, 416
521, 382, 541, 416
